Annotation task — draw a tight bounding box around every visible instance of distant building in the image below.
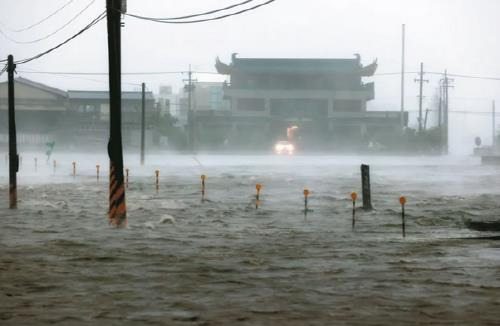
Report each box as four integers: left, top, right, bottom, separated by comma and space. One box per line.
67, 90, 156, 147
157, 84, 178, 117
215, 54, 407, 150
0, 77, 157, 148
0, 77, 67, 146
178, 81, 229, 117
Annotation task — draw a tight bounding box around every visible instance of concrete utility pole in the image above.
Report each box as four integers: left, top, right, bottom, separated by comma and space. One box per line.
414, 62, 428, 132
106, 0, 126, 226
441, 70, 453, 155
7, 55, 19, 209
400, 24, 406, 130
423, 108, 430, 130
140, 82, 145, 165
184, 65, 197, 152
493, 100, 496, 149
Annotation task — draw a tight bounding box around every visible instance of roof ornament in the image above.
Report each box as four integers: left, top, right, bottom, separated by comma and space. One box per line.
360, 58, 378, 77
231, 52, 238, 62
215, 56, 232, 75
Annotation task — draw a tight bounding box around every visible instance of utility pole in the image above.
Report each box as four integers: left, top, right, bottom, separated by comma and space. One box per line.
400, 24, 406, 130
438, 85, 443, 150
140, 82, 145, 165
414, 62, 428, 132
184, 65, 197, 152
423, 108, 429, 131
7, 55, 19, 209
106, 0, 126, 227
441, 70, 453, 155
493, 100, 496, 149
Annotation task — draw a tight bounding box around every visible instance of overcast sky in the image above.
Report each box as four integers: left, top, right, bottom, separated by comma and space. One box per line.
1, 0, 500, 153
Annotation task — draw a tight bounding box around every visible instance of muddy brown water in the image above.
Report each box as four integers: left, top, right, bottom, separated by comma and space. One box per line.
1, 154, 500, 325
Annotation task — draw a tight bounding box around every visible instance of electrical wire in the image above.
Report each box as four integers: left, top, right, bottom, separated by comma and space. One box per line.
0, 0, 75, 33
0, 0, 96, 44
0, 11, 106, 65
374, 71, 500, 81
16, 70, 221, 75
124, 0, 276, 24
139, 0, 255, 21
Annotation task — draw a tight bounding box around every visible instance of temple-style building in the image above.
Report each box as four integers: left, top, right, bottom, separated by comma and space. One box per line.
215, 54, 406, 150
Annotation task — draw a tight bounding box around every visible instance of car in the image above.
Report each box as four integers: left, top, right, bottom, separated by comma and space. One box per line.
274, 140, 295, 155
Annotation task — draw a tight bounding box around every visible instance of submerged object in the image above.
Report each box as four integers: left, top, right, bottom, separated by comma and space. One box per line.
465, 220, 500, 232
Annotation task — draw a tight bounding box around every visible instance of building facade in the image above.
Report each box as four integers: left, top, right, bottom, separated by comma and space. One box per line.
0, 77, 67, 147
0, 77, 156, 149
215, 54, 407, 150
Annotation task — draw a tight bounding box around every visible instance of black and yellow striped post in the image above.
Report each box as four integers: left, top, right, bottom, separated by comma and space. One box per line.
96, 165, 100, 181
108, 162, 127, 227
72, 161, 76, 177
201, 174, 206, 202
106, 0, 127, 228
255, 183, 262, 209
125, 168, 129, 188
7, 55, 18, 209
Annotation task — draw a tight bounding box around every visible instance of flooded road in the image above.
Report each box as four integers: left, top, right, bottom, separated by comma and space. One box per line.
1, 154, 500, 325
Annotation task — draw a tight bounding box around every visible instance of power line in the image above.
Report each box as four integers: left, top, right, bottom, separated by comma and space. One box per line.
0, 11, 106, 65
124, 0, 276, 24
374, 70, 500, 81
0, 0, 75, 33
16, 70, 222, 75
141, 0, 256, 21
16, 71, 142, 87
15, 68, 500, 81
0, 0, 97, 44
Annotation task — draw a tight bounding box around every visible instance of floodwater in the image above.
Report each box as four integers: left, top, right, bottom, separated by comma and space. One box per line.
1, 154, 500, 325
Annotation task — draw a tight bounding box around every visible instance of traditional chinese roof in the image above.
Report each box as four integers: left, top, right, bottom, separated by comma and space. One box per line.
215, 54, 377, 76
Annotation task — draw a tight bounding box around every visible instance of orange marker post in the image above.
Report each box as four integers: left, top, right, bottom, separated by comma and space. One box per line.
72, 162, 76, 177
303, 188, 310, 214
96, 165, 100, 181
155, 170, 159, 192
399, 196, 407, 237
255, 183, 263, 209
351, 192, 358, 230
201, 174, 206, 202
125, 168, 129, 188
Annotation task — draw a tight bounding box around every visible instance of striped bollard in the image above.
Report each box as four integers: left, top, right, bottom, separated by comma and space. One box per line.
351, 192, 357, 230
201, 174, 206, 202
400, 196, 407, 238
303, 188, 310, 216
255, 183, 262, 209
